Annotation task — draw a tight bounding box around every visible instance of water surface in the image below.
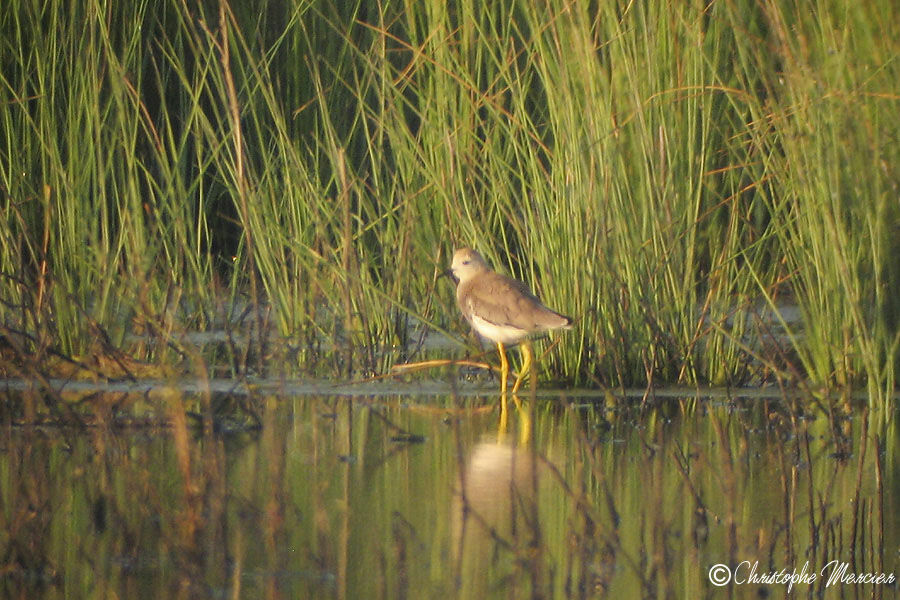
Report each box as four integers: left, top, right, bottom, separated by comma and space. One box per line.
1, 391, 897, 599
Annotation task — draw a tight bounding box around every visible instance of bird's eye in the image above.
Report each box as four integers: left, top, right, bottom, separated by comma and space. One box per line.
462, 260, 470, 265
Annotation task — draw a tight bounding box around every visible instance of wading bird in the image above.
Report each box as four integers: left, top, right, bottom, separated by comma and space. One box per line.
448, 248, 571, 394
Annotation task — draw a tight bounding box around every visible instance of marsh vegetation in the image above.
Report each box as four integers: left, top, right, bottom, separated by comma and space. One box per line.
1, 0, 898, 407
1, 1, 899, 596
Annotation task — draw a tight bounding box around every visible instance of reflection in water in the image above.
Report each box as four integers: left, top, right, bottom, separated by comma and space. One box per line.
455, 440, 541, 596
453, 398, 543, 596
0, 393, 896, 599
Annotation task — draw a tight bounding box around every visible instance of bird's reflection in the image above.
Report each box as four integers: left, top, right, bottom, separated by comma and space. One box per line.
452, 396, 542, 592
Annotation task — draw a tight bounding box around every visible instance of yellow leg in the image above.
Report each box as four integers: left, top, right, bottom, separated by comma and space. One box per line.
499, 394, 526, 444
513, 396, 531, 446
511, 340, 533, 395
498, 393, 509, 441
497, 341, 509, 394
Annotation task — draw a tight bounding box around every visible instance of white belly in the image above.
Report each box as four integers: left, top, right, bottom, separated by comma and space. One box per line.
470, 314, 530, 344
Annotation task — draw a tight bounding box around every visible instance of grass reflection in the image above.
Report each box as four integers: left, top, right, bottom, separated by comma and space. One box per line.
0, 394, 896, 599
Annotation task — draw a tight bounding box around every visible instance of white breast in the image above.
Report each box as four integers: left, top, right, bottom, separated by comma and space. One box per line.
469, 314, 530, 344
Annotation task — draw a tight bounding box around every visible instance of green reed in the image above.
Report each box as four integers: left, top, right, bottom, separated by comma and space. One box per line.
0, 0, 898, 405
724, 1, 900, 404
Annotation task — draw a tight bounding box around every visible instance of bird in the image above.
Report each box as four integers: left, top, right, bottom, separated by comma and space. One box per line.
448, 247, 572, 394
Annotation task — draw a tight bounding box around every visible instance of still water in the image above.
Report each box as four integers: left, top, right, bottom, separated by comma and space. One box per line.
2, 392, 897, 599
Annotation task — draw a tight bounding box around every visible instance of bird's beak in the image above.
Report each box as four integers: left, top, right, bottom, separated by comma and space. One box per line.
439, 268, 457, 283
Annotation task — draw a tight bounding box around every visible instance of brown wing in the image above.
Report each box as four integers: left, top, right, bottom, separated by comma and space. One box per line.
461, 272, 567, 331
